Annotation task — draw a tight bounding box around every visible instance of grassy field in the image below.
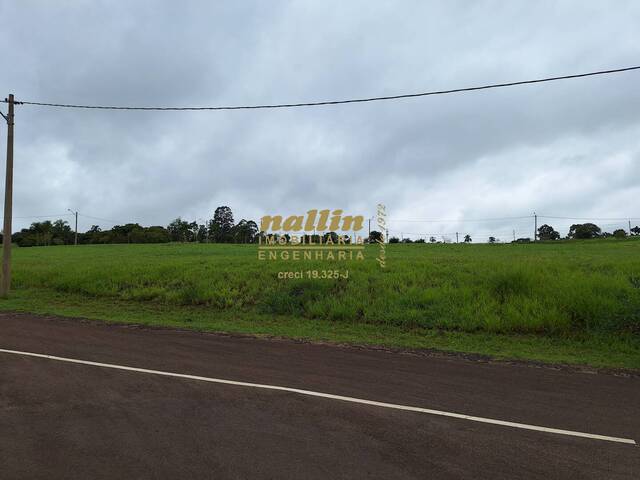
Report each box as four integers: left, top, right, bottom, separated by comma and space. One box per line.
1, 239, 639, 369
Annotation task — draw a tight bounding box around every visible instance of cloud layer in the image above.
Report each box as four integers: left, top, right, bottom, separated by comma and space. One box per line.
1, 0, 639, 239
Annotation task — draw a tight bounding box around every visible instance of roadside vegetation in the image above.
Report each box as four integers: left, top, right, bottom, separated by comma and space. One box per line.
1, 238, 638, 369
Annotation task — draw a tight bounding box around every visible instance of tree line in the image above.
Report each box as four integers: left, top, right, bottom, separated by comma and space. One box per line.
387, 223, 640, 244
9, 206, 260, 247
7, 208, 639, 247
537, 223, 638, 240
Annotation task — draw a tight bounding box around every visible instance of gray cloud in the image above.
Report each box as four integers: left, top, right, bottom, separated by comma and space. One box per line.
1, 0, 639, 239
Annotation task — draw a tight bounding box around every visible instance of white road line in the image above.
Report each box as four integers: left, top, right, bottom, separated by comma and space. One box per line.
1, 347, 636, 446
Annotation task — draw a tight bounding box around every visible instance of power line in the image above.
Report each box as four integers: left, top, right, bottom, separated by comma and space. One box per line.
538, 215, 639, 221
3, 214, 73, 219
6, 212, 135, 225
390, 214, 638, 223
390, 215, 533, 223
5, 65, 640, 112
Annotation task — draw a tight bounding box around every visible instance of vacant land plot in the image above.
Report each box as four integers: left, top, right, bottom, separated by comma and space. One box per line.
1, 239, 639, 368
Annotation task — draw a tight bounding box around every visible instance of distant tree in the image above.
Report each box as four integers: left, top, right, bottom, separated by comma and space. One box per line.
209, 206, 235, 243
129, 224, 151, 243
232, 219, 259, 243
142, 226, 170, 243
463, 234, 472, 243
488, 236, 496, 244
111, 223, 145, 243
187, 221, 199, 242
245, 220, 259, 244
613, 229, 627, 239
51, 219, 73, 243
80, 225, 102, 244
568, 223, 601, 239
401, 238, 413, 243
631, 226, 640, 236
389, 237, 400, 244
32, 220, 53, 246
301, 233, 324, 243
414, 238, 426, 243
514, 237, 531, 243
196, 224, 208, 242
8, 208, 288, 247
537, 224, 560, 241
167, 218, 192, 242
13, 220, 60, 246
323, 231, 339, 243
429, 236, 437, 243
368, 230, 383, 243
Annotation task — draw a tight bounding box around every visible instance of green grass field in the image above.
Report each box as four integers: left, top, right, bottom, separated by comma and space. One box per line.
1, 239, 639, 369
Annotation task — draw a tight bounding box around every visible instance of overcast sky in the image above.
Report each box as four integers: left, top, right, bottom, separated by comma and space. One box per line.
1, 0, 639, 241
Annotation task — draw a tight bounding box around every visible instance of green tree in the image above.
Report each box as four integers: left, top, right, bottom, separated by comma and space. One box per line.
232, 219, 258, 243
196, 224, 208, 243
167, 218, 192, 242
187, 222, 199, 242
464, 234, 472, 243
146, 226, 170, 243
537, 224, 560, 241
80, 225, 102, 244
367, 231, 383, 243
32, 220, 53, 246
51, 219, 73, 244
568, 223, 601, 239
209, 206, 235, 243
613, 229, 627, 239
111, 223, 144, 243
323, 231, 340, 243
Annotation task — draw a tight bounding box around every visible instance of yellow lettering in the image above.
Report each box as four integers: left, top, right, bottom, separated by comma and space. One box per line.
260, 215, 282, 231
304, 210, 317, 231
341, 215, 364, 231
329, 209, 343, 230
283, 215, 304, 231
317, 209, 330, 231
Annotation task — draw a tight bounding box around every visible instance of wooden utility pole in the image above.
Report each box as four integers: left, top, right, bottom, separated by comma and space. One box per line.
456, 232, 459, 243
533, 212, 537, 243
1, 94, 15, 297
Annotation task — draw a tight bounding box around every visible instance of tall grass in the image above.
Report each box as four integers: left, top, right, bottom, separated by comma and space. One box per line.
11, 239, 640, 337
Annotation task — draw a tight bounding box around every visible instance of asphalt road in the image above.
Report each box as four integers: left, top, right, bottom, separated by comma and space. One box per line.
1, 313, 638, 479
